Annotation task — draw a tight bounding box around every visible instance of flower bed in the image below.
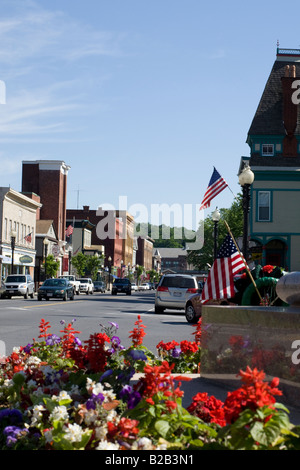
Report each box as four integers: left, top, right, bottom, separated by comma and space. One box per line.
0, 315, 300, 450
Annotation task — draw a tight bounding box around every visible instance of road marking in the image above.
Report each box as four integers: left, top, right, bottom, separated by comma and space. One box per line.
22, 300, 84, 309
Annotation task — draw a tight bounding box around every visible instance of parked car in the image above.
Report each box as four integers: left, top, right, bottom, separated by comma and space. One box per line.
4, 274, 35, 299
185, 294, 235, 323
0, 280, 6, 299
37, 278, 74, 301
140, 282, 150, 291
112, 278, 131, 295
154, 274, 198, 314
78, 278, 94, 294
131, 282, 138, 291
58, 275, 80, 295
94, 281, 106, 293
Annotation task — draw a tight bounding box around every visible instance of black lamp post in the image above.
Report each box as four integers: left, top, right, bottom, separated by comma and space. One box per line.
238, 165, 255, 261
10, 230, 17, 274
108, 256, 112, 290
211, 207, 221, 260
43, 238, 49, 279
68, 246, 73, 275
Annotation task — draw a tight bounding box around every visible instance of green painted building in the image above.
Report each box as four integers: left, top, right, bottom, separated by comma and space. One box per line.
243, 48, 300, 270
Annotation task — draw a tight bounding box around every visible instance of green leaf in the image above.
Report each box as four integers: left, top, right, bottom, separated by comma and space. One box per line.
154, 419, 170, 438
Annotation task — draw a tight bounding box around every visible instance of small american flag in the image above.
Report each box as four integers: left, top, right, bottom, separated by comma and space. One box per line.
201, 234, 246, 301
24, 232, 32, 243
65, 225, 74, 237
200, 167, 228, 210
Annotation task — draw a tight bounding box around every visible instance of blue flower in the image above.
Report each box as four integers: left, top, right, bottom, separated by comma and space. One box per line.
119, 385, 141, 409
46, 334, 61, 346
0, 409, 23, 425
3, 425, 28, 447
86, 393, 105, 410
127, 349, 147, 361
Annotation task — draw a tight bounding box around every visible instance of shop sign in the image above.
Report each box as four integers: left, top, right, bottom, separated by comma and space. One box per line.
19, 255, 34, 264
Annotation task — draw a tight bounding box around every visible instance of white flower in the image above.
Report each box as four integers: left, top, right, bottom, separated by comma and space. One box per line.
96, 439, 120, 450
83, 410, 97, 426
49, 405, 69, 422
63, 423, 85, 443
27, 356, 42, 366
44, 429, 53, 443
58, 390, 72, 401
95, 424, 107, 440
31, 405, 45, 425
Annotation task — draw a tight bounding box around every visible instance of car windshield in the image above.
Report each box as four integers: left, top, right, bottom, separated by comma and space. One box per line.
6, 276, 26, 283
114, 279, 129, 284
79, 279, 88, 283
43, 279, 66, 287
161, 277, 196, 288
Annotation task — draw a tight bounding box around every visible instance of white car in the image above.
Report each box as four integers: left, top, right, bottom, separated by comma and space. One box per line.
139, 283, 150, 291
131, 283, 138, 291
78, 278, 94, 294
155, 274, 198, 314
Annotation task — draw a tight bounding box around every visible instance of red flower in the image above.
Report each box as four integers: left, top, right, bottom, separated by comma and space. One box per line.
129, 315, 147, 347
187, 392, 226, 427
180, 340, 198, 355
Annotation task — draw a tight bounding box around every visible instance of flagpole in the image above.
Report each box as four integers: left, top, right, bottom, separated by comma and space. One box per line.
224, 220, 263, 303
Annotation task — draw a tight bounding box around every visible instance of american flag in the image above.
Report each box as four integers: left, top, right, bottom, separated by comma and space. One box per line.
24, 232, 32, 243
201, 234, 246, 301
200, 167, 228, 210
65, 225, 74, 237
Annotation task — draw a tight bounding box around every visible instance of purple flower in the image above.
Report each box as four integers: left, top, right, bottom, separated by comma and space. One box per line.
127, 349, 147, 361
172, 348, 181, 358
3, 425, 28, 447
46, 334, 61, 346
0, 409, 23, 425
99, 369, 114, 382
23, 343, 33, 353
74, 337, 82, 347
119, 385, 141, 409
108, 321, 119, 329
86, 393, 105, 410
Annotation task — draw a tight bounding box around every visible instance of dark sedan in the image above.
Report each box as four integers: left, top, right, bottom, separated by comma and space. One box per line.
38, 278, 74, 301
185, 293, 234, 323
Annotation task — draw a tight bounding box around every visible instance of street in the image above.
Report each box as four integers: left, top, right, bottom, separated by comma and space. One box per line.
0, 290, 198, 357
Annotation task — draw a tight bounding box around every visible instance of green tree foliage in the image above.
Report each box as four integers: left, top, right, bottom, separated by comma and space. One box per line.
86, 255, 104, 280
71, 252, 87, 278
187, 194, 243, 270
44, 254, 60, 278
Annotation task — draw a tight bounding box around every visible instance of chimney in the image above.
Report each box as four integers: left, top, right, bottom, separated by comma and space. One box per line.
281, 64, 298, 156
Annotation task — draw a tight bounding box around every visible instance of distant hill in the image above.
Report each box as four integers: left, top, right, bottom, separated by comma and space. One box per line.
135, 222, 196, 248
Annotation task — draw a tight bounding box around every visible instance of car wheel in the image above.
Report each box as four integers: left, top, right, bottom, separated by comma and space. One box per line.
30, 292, 34, 299
185, 303, 199, 323
63, 292, 67, 301
24, 290, 29, 299
155, 305, 164, 314
86, 290, 89, 295
38, 296, 42, 301
70, 292, 74, 301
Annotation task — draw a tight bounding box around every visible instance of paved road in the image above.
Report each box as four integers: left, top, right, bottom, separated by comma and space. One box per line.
0, 290, 198, 357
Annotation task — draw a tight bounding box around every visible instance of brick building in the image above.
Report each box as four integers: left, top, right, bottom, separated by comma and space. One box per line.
22, 160, 71, 275
66, 206, 129, 276
136, 236, 154, 271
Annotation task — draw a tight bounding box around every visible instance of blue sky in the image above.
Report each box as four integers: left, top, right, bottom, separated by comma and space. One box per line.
0, 0, 298, 230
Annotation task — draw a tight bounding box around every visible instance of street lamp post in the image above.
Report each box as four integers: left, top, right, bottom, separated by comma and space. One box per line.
10, 230, 17, 274
120, 259, 123, 278
238, 165, 255, 261
68, 245, 73, 275
108, 256, 112, 290
211, 207, 221, 260
43, 238, 49, 279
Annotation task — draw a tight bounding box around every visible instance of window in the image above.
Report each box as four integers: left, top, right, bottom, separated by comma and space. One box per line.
262, 144, 274, 156
258, 191, 270, 221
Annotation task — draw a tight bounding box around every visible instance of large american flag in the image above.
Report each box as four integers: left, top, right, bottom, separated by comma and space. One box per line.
200, 167, 228, 210
201, 234, 246, 301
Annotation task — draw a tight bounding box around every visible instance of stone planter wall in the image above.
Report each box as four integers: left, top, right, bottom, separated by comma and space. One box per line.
201, 304, 300, 408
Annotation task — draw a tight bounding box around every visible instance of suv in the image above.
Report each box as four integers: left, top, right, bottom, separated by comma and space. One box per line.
78, 278, 94, 294
5, 274, 35, 299
112, 278, 131, 295
94, 281, 106, 293
154, 274, 198, 314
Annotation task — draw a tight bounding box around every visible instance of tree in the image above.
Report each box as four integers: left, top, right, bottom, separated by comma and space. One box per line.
44, 254, 60, 278
86, 255, 104, 280
187, 194, 243, 271
71, 252, 87, 278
